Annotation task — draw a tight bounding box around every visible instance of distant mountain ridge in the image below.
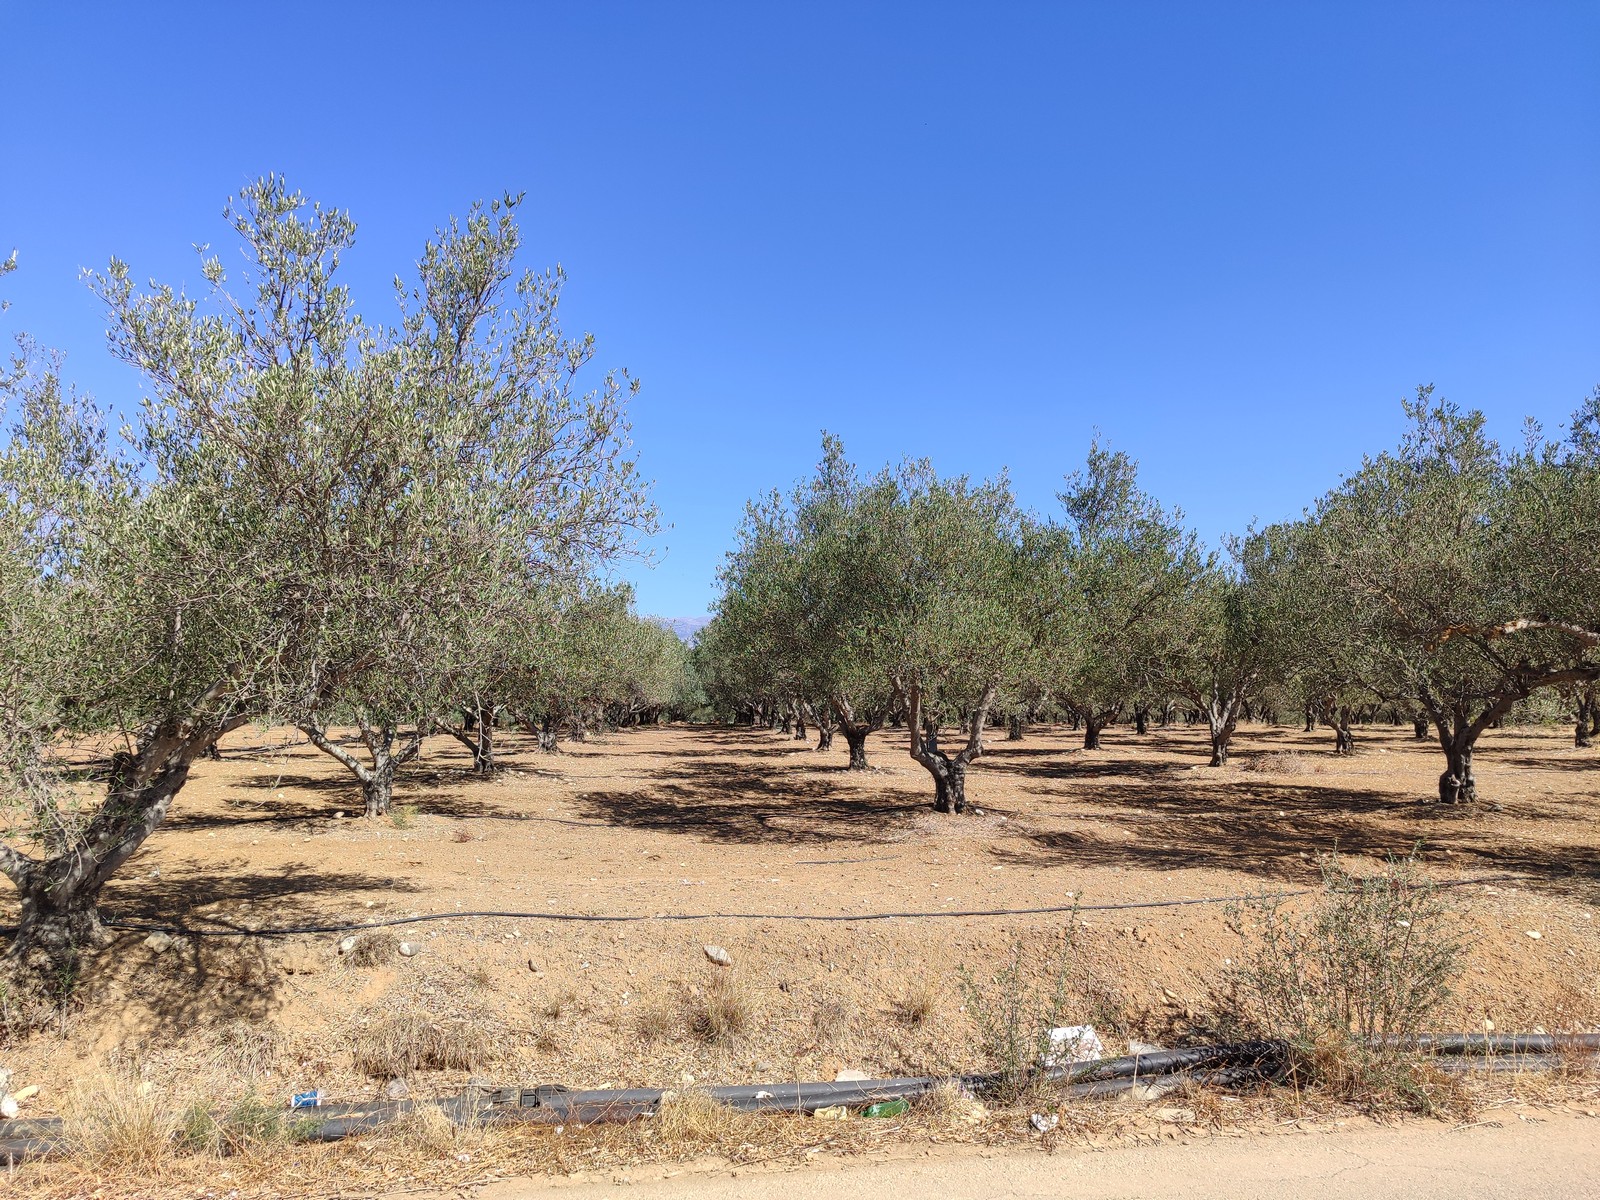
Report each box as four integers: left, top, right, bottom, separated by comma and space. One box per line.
651, 615, 710, 644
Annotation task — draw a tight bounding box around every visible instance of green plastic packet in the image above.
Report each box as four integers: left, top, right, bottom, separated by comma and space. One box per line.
861, 1099, 910, 1118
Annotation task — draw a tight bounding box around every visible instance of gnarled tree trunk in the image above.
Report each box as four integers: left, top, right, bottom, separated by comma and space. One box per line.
301, 715, 423, 817
1207, 694, 1243, 767
1007, 714, 1024, 741
830, 696, 881, 771
1424, 694, 1515, 805
904, 678, 997, 814
441, 700, 497, 773
3, 705, 245, 985
843, 725, 870, 768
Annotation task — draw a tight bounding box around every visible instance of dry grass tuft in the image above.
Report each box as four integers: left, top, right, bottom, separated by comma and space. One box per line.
345, 931, 400, 968
809, 996, 860, 1050
352, 1009, 493, 1078
651, 1090, 756, 1152
1246, 750, 1318, 775
890, 979, 938, 1027
62, 1070, 179, 1171
914, 1081, 989, 1130
212, 1018, 284, 1079
685, 972, 750, 1045
634, 1000, 677, 1044
391, 1103, 488, 1159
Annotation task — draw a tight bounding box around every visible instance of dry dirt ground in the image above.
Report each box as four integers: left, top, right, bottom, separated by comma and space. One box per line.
1, 719, 1597, 1192
489, 1107, 1600, 1200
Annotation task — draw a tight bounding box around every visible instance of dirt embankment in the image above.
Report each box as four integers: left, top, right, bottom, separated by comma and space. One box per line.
2, 721, 1595, 1115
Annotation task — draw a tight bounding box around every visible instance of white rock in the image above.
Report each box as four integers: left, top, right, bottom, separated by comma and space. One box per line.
0, 1097, 16, 1119
143, 932, 173, 953
1525, 930, 1543, 940
398, 942, 418, 957
384, 1078, 409, 1100
703, 945, 732, 967
1029, 1112, 1059, 1132
338, 935, 359, 955
834, 1069, 870, 1082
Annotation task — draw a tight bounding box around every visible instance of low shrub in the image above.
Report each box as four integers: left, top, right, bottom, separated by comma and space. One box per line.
957, 926, 1079, 1103
1222, 854, 1468, 1113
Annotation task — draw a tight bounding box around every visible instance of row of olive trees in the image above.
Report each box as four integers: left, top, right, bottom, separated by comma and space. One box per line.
697, 390, 1599, 811
0, 179, 663, 986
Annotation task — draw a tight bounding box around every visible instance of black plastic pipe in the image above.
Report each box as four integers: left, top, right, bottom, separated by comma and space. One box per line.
0, 1032, 1591, 1162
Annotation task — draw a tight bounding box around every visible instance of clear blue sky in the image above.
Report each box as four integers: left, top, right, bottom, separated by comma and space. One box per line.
3, 3, 1596, 620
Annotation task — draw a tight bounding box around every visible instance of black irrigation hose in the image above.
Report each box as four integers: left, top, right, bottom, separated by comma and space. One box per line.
0, 1034, 1591, 1164
86, 874, 1528, 940
1397, 1034, 1600, 1054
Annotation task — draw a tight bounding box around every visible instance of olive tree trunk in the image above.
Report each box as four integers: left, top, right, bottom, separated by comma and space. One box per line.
811, 702, 837, 751
1207, 694, 1243, 767
1329, 705, 1355, 755
904, 679, 997, 814
2, 707, 244, 982
441, 700, 498, 773
830, 696, 881, 771
301, 715, 423, 817
1424, 695, 1512, 805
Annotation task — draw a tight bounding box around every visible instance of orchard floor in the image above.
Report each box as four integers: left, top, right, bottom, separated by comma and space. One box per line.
2, 720, 1597, 1167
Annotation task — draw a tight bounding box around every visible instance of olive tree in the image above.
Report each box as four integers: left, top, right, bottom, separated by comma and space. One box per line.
0, 178, 652, 983
1248, 519, 1388, 755
1046, 443, 1206, 750
707, 437, 900, 766
710, 441, 1028, 809
1161, 564, 1265, 767
1312, 388, 1598, 803
853, 461, 1030, 812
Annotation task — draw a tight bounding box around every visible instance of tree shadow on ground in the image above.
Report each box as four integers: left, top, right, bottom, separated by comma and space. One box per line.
97, 860, 423, 926
572, 757, 922, 846
984, 747, 1194, 783
0, 864, 425, 1033
1496, 753, 1600, 774
166, 769, 542, 831
990, 778, 1600, 903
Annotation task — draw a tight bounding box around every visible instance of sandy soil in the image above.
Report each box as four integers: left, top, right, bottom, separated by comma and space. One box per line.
485, 1108, 1600, 1199
2, 720, 1596, 1113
